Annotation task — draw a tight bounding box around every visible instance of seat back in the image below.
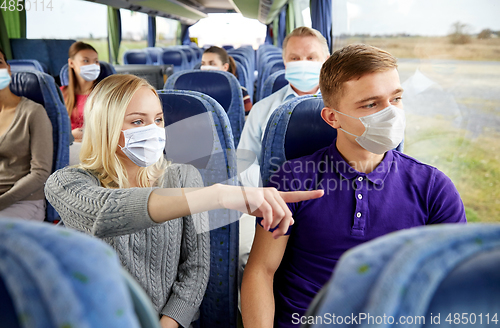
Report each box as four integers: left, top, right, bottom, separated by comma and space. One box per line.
304, 224, 500, 328
144, 47, 164, 65
260, 95, 336, 186
233, 60, 248, 89
10, 71, 70, 222
123, 50, 152, 65
59, 61, 116, 86
164, 70, 245, 147
159, 48, 189, 73
10, 39, 76, 77
0, 218, 147, 328
260, 69, 288, 100
256, 59, 285, 102
7, 59, 45, 73
157, 90, 239, 328
228, 52, 253, 98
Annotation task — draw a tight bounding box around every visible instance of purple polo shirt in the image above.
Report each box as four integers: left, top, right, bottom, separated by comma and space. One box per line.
257, 141, 466, 328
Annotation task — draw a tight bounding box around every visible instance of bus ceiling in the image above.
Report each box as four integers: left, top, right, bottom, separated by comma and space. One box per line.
86, 0, 290, 25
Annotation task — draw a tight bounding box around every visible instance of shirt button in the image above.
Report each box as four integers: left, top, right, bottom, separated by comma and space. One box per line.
356, 212, 362, 218
358, 194, 363, 200
357, 177, 363, 181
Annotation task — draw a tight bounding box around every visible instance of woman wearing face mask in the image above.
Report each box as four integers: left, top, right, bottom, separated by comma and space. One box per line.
44, 74, 322, 327
60, 41, 100, 142
201, 46, 253, 113
0, 48, 53, 221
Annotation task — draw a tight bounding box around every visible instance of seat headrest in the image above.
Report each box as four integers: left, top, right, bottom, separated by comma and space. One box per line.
173, 71, 232, 111
284, 97, 337, 160
124, 51, 149, 65
159, 92, 214, 168
161, 50, 183, 66
10, 72, 45, 107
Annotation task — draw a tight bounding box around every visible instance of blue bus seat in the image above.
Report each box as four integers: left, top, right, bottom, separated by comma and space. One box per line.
256, 59, 285, 102
123, 50, 152, 65
257, 52, 282, 76
260, 69, 288, 100
260, 95, 336, 186
164, 70, 245, 147
157, 90, 239, 328
222, 45, 234, 51
10, 39, 76, 77
59, 61, 117, 86
144, 47, 164, 65
234, 60, 248, 89
304, 224, 500, 328
174, 46, 197, 69
0, 218, 153, 328
228, 52, 253, 98
160, 48, 189, 73
10, 71, 70, 222
7, 59, 45, 73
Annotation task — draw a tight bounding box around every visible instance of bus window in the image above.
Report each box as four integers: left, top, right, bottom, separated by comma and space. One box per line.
156, 17, 179, 48
331, 0, 500, 222
189, 13, 266, 49
26, 0, 108, 58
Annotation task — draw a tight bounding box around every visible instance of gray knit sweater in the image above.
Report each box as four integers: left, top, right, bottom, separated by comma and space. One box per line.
44, 164, 210, 328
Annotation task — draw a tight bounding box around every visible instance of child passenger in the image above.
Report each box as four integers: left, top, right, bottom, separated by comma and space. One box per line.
45, 74, 322, 327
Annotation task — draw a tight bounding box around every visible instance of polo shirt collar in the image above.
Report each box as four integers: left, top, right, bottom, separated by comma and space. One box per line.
329, 140, 395, 185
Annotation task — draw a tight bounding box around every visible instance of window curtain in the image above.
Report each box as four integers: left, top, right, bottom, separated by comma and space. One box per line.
107, 7, 121, 64
286, 2, 295, 34
310, 0, 332, 52
148, 15, 156, 48
0, 7, 26, 59
265, 24, 274, 45
277, 5, 287, 47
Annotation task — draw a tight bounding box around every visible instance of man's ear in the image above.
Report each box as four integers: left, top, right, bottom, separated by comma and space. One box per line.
321, 107, 340, 129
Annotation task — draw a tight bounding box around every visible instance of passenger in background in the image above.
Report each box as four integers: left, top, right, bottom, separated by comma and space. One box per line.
0, 48, 53, 221
45, 74, 322, 328
201, 46, 253, 113
241, 44, 467, 328
60, 41, 100, 142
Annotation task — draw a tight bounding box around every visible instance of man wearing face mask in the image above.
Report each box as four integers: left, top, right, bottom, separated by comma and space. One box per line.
237, 27, 330, 188
241, 44, 466, 328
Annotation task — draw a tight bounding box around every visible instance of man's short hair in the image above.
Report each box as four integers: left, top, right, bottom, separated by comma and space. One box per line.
282, 27, 330, 59
319, 44, 398, 108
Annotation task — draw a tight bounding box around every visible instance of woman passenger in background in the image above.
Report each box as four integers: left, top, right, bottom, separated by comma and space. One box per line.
60, 41, 100, 142
0, 48, 53, 221
201, 46, 253, 114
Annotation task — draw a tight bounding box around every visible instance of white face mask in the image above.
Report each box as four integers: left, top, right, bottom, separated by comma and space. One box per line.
120, 124, 166, 167
200, 65, 222, 71
79, 64, 100, 82
285, 60, 323, 92
0, 68, 11, 90
334, 105, 406, 154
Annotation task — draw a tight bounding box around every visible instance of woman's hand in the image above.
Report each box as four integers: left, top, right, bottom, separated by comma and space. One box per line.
160, 315, 179, 328
71, 128, 83, 142
218, 185, 324, 239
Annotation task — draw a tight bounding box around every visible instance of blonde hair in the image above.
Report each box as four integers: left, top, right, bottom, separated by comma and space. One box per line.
282, 27, 330, 59
319, 44, 398, 108
78, 74, 168, 189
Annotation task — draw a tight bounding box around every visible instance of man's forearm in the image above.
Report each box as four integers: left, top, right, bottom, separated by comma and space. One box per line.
241, 269, 275, 328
